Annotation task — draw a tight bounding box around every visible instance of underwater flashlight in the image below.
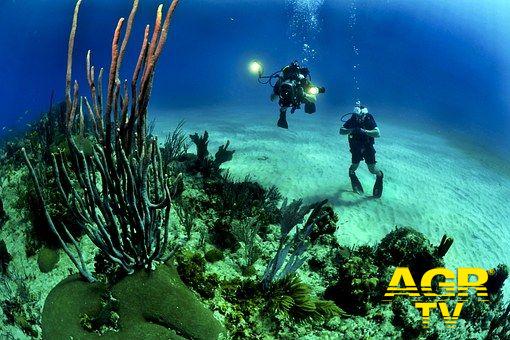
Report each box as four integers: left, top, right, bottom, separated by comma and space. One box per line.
308, 86, 320, 95
249, 61, 263, 76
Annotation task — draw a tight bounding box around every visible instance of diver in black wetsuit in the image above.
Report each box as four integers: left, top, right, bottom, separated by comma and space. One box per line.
339, 102, 384, 198
270, 61, 325, 129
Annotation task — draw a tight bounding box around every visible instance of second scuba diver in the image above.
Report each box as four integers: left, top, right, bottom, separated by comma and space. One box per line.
339, 101, 384, 198
268, 61, 325, 129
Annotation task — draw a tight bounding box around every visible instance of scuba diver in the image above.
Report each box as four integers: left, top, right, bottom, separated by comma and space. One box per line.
250, 60, 325, 129
339, 101, 384, 198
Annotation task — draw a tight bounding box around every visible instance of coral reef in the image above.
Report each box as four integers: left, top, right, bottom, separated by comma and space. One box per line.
0, 240, 11, 275
36, 248, 60, 274
391, 297, 422, 337
12, 164, 79, 255
487, 264, 509, 296
1, 272, 40, 338
325, 245, 380, 315
80, 293, 120, 335
0, 196, 7, 229
486, 303, 510, 339
204, 247, 224, 263
176, 251, 219, 299
267, 274, 344, 320
42, 264, 225, 339
375, 226, 446, 285
3, 123, 510, 338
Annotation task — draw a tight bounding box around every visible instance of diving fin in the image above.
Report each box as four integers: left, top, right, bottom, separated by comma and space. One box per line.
277, 111, 289, 129
304, 102, 316, 114
373, 171, 384, 198
349, 173, 364, 194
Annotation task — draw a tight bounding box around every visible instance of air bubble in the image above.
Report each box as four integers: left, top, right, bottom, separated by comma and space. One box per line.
287, 0, 325, 62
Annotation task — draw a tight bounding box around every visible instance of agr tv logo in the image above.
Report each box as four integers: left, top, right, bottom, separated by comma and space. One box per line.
384, 267, 490, 328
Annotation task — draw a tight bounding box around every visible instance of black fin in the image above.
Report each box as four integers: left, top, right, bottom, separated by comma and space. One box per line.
373, 172, 384, 198
305, 102, 316, 114
277, 112, 288, 129
349, 173, 364, 194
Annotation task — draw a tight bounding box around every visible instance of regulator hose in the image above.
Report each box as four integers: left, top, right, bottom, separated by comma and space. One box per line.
257, 70, 282, 87
340, 112, 354, 122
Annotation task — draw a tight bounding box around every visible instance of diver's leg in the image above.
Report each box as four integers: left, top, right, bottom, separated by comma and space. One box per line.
367, 163, 382, 177
367, 162, 384, 198
277, 107, 289, 129
364, 147, 383, 197
349, 162, 360, 174
349, 161, 364, 194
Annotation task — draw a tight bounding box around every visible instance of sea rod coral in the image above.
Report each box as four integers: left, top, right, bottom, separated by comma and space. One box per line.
22, 0, 182, 282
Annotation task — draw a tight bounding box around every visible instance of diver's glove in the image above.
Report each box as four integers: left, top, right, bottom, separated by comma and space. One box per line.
352, 127, 366, 135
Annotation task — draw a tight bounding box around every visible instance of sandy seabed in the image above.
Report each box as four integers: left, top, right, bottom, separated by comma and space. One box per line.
154, 105, 510, 298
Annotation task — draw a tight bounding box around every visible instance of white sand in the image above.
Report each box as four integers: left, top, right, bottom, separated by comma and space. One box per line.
154, 105, 510, 298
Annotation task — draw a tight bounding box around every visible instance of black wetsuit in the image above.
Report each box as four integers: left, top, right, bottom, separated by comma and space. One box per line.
343, 113, 378, 164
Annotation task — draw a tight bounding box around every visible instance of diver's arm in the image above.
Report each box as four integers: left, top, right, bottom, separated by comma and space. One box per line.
339, 127, 352, 135
303, 92, 317, 103
363, 127, 380, 138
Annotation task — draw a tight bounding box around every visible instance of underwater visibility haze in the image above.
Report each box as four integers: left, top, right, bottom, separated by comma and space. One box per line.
0, 0, 509, 339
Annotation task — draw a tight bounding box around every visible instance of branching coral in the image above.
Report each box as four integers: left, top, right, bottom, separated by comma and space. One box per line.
231, 217, 261, 270
190, 131, 210, 165
262, 199, 327, 288
436, 234, 454, 257
189, 131, 235, 177
214, 140, 235, 167
215, 175, 267, 219
33, 94, 68, 163
204, 174, 281, 250
175, 202, 197, 240
22, 0, 182, 282
162, 119, 190, 163
308, 200, 337, 242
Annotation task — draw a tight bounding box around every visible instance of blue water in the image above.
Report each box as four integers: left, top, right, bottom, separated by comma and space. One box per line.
0, 0, 509, 154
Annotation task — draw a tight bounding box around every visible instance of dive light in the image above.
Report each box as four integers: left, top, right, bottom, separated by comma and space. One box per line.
308, 86, 320, 95
249, 61, 263, 76
307, 86, 325, 95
